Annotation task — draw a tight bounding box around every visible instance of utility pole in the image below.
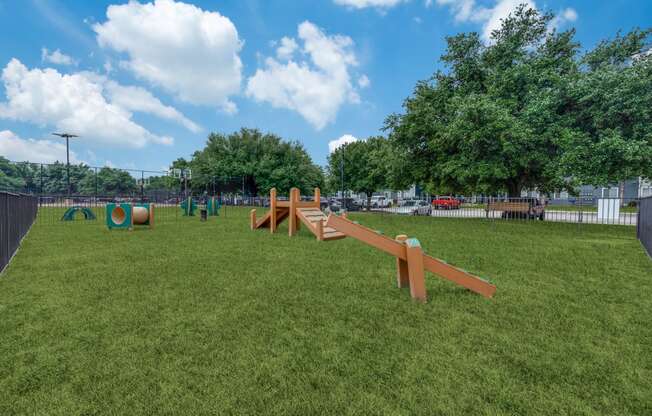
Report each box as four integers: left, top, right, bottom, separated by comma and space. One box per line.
340, 152, 345, 200
52, 133, 79, 196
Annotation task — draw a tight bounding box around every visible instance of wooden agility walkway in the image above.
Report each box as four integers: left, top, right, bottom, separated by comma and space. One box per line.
250, 187, 496, 302
250, 187, 345, 241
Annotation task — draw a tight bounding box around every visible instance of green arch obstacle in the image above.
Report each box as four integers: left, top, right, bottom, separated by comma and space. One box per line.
61, 206, 97, 221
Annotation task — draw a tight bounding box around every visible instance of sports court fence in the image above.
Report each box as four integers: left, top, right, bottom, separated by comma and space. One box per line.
637, 196, 652, 258
0, 192, 38, 273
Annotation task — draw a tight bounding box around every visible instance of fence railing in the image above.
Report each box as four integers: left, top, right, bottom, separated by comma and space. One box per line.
317, 196, 640, 226
1, 192, 38, 273
637, 196, 652, 258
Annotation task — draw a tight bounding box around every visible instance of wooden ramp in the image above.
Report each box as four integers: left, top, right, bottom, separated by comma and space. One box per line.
326, 213, 496, 302
251, 207, 289, 230
296, 208, 346, 241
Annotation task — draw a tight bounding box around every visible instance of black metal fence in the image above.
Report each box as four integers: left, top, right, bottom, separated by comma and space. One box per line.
637, 196, 652, 258
1, 192, 38, 273
317, 195, 640, 226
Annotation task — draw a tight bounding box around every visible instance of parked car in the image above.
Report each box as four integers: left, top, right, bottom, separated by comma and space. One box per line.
370, 196, 391, 208
432, 196, 461, 210
396, 200, 432, 216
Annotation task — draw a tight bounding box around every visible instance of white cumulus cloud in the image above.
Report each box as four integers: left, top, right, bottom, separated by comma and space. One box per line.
435, 0, 578, 42
0, 130, 83, 164
93, 0, 243, 113
328, 134, 359, 153
102, 80, 202, 133
276, 37, 298, 60
334, 0, 407, 9
0, 59, 182, 149
41, 48, 77, 66
246, 21, 366, 130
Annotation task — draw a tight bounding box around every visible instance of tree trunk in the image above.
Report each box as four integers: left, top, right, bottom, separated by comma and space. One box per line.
367, 193, 372, 211
507, 182, 522, 198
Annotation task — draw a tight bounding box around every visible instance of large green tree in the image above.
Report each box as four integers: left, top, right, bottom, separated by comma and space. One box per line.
188, 128, 324, 196
78, 167, 137, 196
327, 137, 392, 209
386, 5, 651, 196
560, 30, 652, 185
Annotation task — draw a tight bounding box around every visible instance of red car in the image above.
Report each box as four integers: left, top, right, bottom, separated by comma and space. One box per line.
432, 196, 461, 210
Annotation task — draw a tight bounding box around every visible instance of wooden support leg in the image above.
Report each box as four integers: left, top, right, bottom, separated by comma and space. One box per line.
316, 218, 324, 241
250, 209, 256, 230
270, 188, 277, 233
289, 188, 298, 237
406, 238, 427, 302
395, 235, 409, 288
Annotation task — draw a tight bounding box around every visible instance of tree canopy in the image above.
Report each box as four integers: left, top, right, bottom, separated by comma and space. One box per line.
326, 137, 393, 207
187, 128, 324, 196
385, 5, 651, 196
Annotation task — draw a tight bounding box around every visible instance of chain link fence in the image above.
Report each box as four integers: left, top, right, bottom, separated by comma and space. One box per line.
1, 192, 38, 273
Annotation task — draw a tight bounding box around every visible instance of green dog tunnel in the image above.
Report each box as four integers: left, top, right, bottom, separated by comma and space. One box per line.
106, 203, 154, 230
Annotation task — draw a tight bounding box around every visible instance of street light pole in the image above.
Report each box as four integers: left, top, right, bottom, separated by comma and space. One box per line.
340, 152, 344, 200
52, 133, 79, 196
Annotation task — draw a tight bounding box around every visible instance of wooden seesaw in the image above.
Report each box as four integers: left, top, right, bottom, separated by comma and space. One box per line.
250, 187, 496, 302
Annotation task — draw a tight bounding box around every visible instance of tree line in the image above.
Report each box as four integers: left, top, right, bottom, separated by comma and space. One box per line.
0, 157, 175, 196
2, 6, 650, 199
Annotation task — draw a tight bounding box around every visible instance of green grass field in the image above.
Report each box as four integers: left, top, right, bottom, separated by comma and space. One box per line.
1, 208, 651, 415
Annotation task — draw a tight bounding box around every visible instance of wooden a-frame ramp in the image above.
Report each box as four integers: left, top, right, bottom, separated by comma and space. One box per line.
250, 187, 496, 302
250, 187, 345, 241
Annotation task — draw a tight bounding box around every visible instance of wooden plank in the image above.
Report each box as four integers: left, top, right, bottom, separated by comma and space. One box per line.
316, 217, 324, 241
270, 188, 277, 233
277, 201, 320, 208
296, 207, 317, 237
406, 239, 427, 302
423, 255, 496, 299
326, 214, 406, 259
289, 188, 298, 236
395, 235, 409, 288
327, 213, 496, 299
250, 209, 256, 230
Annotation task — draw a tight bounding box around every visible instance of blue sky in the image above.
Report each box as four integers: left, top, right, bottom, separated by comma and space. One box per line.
0, 0, 650, 174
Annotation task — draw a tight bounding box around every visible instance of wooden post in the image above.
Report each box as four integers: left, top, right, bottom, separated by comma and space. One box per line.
316, 218, 324, 241
314, 187, 321, 209
250, 209, 256, 230
406, 238, 427, 302
270, 188, 277, 233
395, 235, 409, 288
295, 188, 301, 231
289, 187, 298, 237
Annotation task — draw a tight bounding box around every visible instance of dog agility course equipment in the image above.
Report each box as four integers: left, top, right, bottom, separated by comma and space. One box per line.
325, 214, 496, 302
180, 197, 197, 216
250, 187, 345, 241
106, 203, 154, 230
250, 187, 496, 302
61, 206, 96, 221
207, 196, 221, 216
